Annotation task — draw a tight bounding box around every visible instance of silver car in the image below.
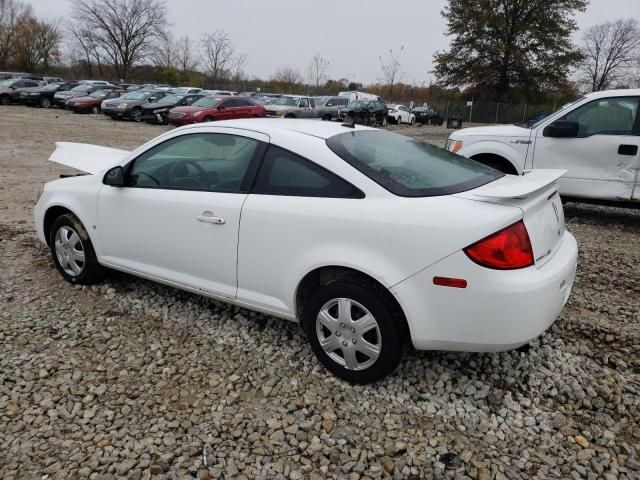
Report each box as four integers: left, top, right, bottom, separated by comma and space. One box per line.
314, 96, 349, 121
265, 95, 316, 118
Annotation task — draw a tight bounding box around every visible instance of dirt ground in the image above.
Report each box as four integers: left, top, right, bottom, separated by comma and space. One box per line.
1, 106, 639, 479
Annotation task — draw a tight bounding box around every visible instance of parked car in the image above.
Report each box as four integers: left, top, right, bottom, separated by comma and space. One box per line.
21, 82, 80, 108
265, 95, 316, 118
412, 106, 444, 125
168, 96, 266, 126
101, 90, 170, 121
67, 89, 124, 114
200, 89, 236, 96
36, 119, 577, 383
172, 87, 202, 95
338, 100, 388, 126
315, 96, 349, 121
338, 91, 382, 102
141, 93, 204, 124
0, 78, 42, 104
446, 89, 640, 204
387, 104, 416, 125
43, 76, 65, 84
54, 84, 120, 108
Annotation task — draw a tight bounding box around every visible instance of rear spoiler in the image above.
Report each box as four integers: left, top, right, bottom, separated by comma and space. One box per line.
49, 142, 130, 175
471, 169, 567, 199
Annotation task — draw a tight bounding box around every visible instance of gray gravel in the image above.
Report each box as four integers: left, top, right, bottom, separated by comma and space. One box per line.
1, 106, 639, 479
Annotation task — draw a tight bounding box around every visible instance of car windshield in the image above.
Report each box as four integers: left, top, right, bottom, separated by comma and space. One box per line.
42, 83, 61, 91
273, 97, 298, 106
192, 96, 221, 108
347, 101, 369, 109
172, 88, 195, 94
90, 89, 111, 98
156, 94, 181, 104
530, 96, 586, 128
71, 85, 91, 92
326, 130, 503, 197
121, 91, 150, 100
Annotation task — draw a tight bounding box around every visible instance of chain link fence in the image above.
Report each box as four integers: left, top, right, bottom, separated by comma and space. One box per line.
422, 99, 560, 125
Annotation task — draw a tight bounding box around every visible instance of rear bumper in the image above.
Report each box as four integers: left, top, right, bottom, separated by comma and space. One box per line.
391, 231, 578, 351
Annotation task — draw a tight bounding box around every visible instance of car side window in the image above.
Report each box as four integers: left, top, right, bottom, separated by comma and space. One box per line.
220, 99, 235, 108
563, 97, 640, 137
309, 98, 315, 108
127, 133, 261, 192
299, 98, 309, 108
253, 145, 364, 198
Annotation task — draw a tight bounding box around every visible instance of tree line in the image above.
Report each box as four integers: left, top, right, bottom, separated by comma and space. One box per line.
1, 0, 639, 103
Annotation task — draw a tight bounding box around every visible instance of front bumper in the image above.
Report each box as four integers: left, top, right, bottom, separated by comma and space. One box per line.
168, 115, 197, 126
102, 106, 132, 119
391, 230, 578, 351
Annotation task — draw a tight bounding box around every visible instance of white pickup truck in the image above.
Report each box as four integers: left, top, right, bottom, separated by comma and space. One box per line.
446, 89, 640, 203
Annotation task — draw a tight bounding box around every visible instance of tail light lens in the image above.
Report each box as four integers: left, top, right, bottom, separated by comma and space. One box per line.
464, 220, 534, 270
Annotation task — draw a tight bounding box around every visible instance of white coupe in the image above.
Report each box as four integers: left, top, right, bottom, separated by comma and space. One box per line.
35, 119, 578, 383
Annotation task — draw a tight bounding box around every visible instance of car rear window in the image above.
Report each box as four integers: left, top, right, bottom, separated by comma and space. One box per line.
326, 130, 503, 197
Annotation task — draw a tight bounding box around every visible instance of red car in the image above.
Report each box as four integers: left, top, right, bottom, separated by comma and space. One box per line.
168, 96, 266, 126
66, 89, 124, 114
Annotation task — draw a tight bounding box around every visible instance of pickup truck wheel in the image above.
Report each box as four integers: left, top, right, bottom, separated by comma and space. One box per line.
49, 214, 107, 286
303, 278, 404, 384
40, 97, 51, 108
472, 154, 518, 175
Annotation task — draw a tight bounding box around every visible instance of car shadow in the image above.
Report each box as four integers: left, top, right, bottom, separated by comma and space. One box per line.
564, 201, 640, 232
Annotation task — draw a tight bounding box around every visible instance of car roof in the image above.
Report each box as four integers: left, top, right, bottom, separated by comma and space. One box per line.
182, 118, 376, 139
583, 88, 640, 99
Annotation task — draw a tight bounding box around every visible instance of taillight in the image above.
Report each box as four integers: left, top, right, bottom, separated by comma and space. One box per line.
464, 220, 534, 270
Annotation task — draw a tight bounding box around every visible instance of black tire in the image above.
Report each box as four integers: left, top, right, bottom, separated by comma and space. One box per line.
0, 94, 10, 105
40, 97, 52, 108
302, 277, 404, 384
91, 105, 100, 114
322, 114, 332, 121
202, 116, 214, 122
285, 114, 296, 119
49, 213, 107, 285
131, 107, 142, 122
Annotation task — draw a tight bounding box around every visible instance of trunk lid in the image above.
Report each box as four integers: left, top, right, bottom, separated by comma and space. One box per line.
455, 169, 567, 267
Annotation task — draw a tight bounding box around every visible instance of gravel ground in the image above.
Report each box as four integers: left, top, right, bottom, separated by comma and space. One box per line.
0, 105, 639, 480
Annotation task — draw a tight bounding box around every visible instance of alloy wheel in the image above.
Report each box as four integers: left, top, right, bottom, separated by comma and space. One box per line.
54, 226, 85, 276
316, 298, 381, 371
41, 98, 51, 108
92, 105, 100, 114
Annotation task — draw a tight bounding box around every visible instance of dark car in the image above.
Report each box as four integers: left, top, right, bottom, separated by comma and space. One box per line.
412, 107, 444, 126
338, 100, 388, 126
141, 93, 205, 124
53, 83, 120, 108
0, 78, 43, 105
21, 82, 79, 108
101, 89, 170, 121
315, 96, 349, 121
168, 96, 266, 127
66, 89, 124, 114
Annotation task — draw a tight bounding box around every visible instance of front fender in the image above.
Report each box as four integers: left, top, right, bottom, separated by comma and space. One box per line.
458, 140, 526, 173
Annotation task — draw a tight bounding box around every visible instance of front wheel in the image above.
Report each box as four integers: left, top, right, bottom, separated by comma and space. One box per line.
303, 278, 404, 384
131, 107, 142, 122
202, 116, 214, 122
41, 97, 51, 108
49, 214, 106, 285
91, 105, 100, 114
0, 95, 10, 105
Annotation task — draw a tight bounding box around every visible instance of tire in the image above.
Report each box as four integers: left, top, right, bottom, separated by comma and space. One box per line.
396, 116, 401, 125
49, 213, 107, 285
0, 94, 10, 105
91, 105, 100, 114
285, 114, 296, 119
381, 116, 387, 127
322, 114, 332, 121
302, 277, 404, 384
410, 117, 415, 126
131, 107, 142, 122
202, 116, 214, 122
40, 97, 51, 108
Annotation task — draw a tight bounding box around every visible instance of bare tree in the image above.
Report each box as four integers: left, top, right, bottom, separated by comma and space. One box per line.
379, 46, 404, 98
152, 32, 177, 70
579, 19, 640, 91
305, 53, 330, 92
271, 65, 302, 92
68, 22, 106, 78
230, 52, 247, 84
11, 15, 62, 71
34, 18, 62, 70
176, 34, 198, 75
0, 0, 31, 68
70, 0, 168, 81
200, 30, 234, 86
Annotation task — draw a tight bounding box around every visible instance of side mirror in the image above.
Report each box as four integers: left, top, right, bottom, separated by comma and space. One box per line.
103, 166, 126, 187
543, 120, 579, 138
217, 105, 225, 110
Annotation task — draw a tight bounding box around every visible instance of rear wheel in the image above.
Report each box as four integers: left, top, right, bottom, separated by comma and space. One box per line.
49, 214, 107, 285
40, 97, 51, 108
91, 105, 100, 114
303, 277, 404, 384
322, 114, 332, 121
285, 114, 296, 119
203, 116, 214, 122
0, 94, 10, 105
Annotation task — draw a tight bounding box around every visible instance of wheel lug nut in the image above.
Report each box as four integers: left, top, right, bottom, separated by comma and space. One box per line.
342, 340, 348, 347
351, 328, 355, 333
352, 338, 357, 344
340, 323, 345, 328
335, 331, 341, 337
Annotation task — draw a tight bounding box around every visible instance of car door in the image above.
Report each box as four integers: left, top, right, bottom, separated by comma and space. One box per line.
96, 130, 268, 299
298, 97, 313, 118
216, 99, 237, 120
532, 96, 640, 201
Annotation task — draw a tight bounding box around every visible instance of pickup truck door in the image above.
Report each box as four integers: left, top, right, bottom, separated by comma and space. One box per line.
531, 96, 640, 202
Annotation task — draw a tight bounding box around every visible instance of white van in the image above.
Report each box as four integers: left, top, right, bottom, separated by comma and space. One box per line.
338, 91, 382, 102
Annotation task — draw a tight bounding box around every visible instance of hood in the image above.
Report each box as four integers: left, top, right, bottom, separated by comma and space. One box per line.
452, 124, 532, 138
49, 142, 130, 175
104, 98, 144, 107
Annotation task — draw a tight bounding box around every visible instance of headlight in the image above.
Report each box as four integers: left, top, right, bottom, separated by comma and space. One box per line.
29, 92, 39, 96
448, 140, 463, 154
117, 103, 128, 109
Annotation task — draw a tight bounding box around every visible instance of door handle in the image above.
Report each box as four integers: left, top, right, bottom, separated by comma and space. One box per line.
618, 144, 638, 156
197, 213, 225, 225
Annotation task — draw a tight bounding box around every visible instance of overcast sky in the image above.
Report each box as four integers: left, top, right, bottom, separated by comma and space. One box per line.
27, 0, 640, 84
